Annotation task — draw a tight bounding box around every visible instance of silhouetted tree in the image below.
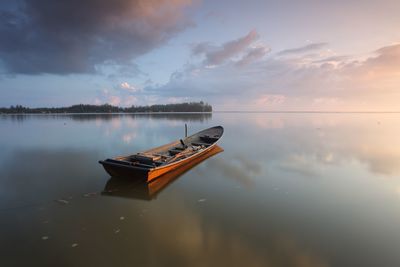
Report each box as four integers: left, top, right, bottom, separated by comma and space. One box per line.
0, 102, 212, 114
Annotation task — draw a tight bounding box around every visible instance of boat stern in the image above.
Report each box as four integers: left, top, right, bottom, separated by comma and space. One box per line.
99, 159, 151, 179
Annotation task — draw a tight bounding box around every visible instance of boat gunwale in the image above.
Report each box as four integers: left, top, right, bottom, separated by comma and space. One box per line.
123, 125, 223, 156
150, 142, 217, 172
115, 126, 223, 167
99, 160, 151, 171
100, 142, 217, 173
100, 125, 223, 180
148, 126, 223, 169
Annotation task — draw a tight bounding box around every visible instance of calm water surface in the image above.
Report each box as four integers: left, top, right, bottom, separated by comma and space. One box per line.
1, 113, 400, 267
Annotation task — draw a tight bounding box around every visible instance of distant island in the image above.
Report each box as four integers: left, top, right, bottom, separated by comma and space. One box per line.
0, 101, 212, 114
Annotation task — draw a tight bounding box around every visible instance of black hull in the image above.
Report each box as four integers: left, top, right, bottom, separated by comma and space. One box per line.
99, 159, 150, 180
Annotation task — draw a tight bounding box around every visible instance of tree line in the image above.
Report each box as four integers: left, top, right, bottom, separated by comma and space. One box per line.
0, 101, 212, 114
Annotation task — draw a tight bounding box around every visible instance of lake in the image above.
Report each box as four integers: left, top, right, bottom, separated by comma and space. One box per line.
1, 112, 400, 266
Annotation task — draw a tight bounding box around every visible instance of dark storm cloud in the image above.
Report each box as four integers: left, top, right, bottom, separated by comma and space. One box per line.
277, 42, 327, 56
0, 0, 193, 74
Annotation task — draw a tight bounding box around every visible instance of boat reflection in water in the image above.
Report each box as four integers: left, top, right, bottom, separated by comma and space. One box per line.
102, 145, 223, 200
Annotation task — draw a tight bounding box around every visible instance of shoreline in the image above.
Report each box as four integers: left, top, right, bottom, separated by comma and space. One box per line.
1, 111, 400, 115
0, 112, 213, 115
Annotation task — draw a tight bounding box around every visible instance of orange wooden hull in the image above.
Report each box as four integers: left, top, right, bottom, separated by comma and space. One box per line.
147, 142, 216, 182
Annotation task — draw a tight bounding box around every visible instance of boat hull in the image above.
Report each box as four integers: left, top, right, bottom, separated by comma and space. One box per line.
99, 143, 217, 182
99, 160, 150, 180
99, 125, 223, 182
102, 145, 223, 200
147, 142, 216, 182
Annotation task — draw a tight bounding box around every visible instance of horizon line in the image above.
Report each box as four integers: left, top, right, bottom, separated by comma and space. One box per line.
213, 110, 400, 113
2, 110, 400, 115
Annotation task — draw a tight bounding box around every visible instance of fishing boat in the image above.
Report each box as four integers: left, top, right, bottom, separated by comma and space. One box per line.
99, 125, 223, 182
102, 145, 223, 200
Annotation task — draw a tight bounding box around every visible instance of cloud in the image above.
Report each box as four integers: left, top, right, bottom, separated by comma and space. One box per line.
0, 0, 194, 74
360, 43, 400, 72
192, 30, 262, 66
124, 95, 138, 106
146, 32, 400, 111
337, 43, 400, 95
277, 43, 328, 56
120, 82, 139, 92
312, 55, 349, 64
96, 82, 139, 106
255, 94, 286, 106
236, 45, 270, 67
108, 95, 121, 106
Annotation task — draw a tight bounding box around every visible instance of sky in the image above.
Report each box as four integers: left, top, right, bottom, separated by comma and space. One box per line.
0, 0, 399, 111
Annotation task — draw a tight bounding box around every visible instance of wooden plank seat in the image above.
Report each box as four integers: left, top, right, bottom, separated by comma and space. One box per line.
169, 149, 183, 156
191, 142, 211, 147
128, 155, 164, 167
130, 155, 153, 164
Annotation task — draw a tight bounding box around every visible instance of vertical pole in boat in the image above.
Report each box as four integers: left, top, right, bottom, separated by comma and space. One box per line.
185, 124, 188, 138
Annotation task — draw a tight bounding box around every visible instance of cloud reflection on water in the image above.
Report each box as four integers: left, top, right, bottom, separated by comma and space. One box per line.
1, 113, 400, 266
135, 199, 328, 267
226, 113, 400, 178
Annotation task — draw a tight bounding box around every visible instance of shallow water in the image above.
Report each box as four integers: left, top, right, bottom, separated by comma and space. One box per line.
1, 113, 400, 266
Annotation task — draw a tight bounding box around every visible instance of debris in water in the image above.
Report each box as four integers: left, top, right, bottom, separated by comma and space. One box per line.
55, 199, 69, 205
71, 243, 78, 248
83, 192, 97, 197
114, 229, 120, 234
103, 189, 115, 193
198, 198, 206, 202
42, 236, 49, 240
120, 216, 125, 220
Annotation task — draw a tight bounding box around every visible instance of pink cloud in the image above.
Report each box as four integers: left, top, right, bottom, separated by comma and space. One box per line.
109, 96, 121, 106
120, 82, 139, 92
147, 32, 400, 111
256, 94, 286, 106
124, 95, 138, 106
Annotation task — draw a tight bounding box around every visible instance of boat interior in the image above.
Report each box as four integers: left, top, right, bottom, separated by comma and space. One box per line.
112, 128, 223, 169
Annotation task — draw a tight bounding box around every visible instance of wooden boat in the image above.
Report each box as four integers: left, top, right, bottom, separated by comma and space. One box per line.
99, 125, 224, 182
102, 145, 224, 200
